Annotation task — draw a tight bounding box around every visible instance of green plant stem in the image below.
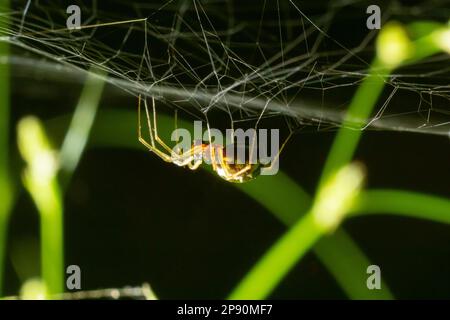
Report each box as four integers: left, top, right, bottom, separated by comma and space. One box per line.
17, 71, 104, 298
407, 25, 449, 61
352, 189, 450, 224
0, 0, 12, 296
314, 229, 392, 299
320, 58, 388, 185
42, 70, 104, 296
320, 21, 449, 186
229, 162, 367, 299
38, 181, 64, 296
236, 174, 310, 225
59, 69, 105, 188
18, 116, 65, 297
20, 166, 64, 296
23, 172, 64, 297
229, 212, 321, 299
237, 175, 393, 299
228, 219, 395, 300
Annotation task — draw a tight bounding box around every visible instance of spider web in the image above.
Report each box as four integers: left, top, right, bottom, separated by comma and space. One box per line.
4, 283, 157, 300
1, 0, 449, 136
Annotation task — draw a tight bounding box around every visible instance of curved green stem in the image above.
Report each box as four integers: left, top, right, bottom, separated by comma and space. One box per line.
314, 229, 393, 299
237, 174, 394, 300
319, 58, 388, 185
229, 213, 321, 299
352, 189, 450, 224
17, 117, 64, 297
59, 69, 106, 188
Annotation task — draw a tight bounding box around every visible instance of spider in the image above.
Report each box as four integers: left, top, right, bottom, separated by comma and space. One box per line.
137, 95, 291, 183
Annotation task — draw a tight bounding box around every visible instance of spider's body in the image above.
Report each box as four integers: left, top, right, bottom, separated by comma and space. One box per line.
138, 95, 282, 184
164, 142, 262, 183
202, 143, 262, 183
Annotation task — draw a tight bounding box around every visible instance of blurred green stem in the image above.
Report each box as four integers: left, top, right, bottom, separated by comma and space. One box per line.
0, 0, 12, 296
36, 180, 64, 296
18, 117, 64, 296
353, 189, 450, 224
237, 173, 393, 299
229, 212, 320, 299
230, 163, 366, 299
16, 70, 104, 297
229, 212, 394, 300
59, 69, 106, 188
320, 58, 388, 185
314, 229, 392, 299
320, 21, 449, 185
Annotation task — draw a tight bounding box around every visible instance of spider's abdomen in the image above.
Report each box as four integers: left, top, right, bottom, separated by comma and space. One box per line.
213, 144, 262, 183
219, 162, 261, 183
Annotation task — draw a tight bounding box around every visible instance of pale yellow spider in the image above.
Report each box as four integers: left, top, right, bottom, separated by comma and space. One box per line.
137, 95, 290, 183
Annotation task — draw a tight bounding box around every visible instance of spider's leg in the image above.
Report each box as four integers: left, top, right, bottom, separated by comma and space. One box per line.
174, 109, 178, 142
139, 95, 205, 169
174, 144, 205, 167
150, 97, 177, 154
187, 157, 203, 170
142, 95, 193, 163
141, 95, 155, 147
220, 140, 253, 180
213, 147, 238, 181
260, 131, 294, 172
138, 95, 173, 162
185, 144, 206, 170
172, 109, 185, 156
204, 116, 219, 173
231, 163, 253, 179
